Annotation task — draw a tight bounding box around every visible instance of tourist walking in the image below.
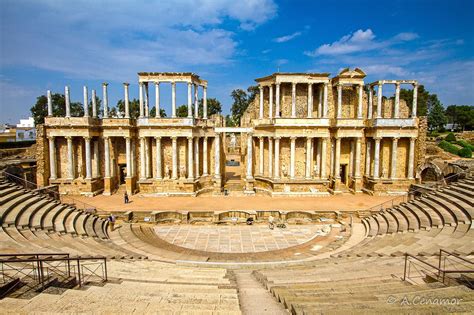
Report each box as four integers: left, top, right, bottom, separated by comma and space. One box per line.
124, 191, 129, 204
108, 213, 116, 231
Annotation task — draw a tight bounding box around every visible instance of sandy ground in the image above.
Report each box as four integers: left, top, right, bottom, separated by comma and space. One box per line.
70, 194, 395, 212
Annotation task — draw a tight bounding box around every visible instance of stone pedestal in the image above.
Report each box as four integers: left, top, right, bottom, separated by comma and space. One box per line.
126, 176, 136, 195
103, 177, 113, 195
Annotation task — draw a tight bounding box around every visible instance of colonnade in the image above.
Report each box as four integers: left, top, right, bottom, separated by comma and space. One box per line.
367, 82, 418, 119
335, 83, 364, 119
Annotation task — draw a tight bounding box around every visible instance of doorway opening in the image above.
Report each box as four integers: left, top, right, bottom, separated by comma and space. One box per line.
119, 164, 126, 184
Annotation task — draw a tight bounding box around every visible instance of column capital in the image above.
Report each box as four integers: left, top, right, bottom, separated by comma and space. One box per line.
154, 136, 161, 140
378, 82, 383, 88
410, 136, 417, 141
395, 82, 400, 88
123, 82, 130, 86
65, 136, 72, 140
171, 136, 178, 140
374, 136, 382, 141
187, 136, 193, 141
276, 82, 281, 87
413, 82, 418, 87
267, 136, 273, 140
274, 136, 281, 140
393, 137, 400, 141
292, 82, 296, 87
308, 82, 313, 86
155, 81, 160, 86
102, 82, 108, 87
171, 81, 176, 87
84, 136, 91, 141
324, 82, 328, 86
290, 136, 297, 141
47, 136, 55, 140
103, 136, 109, 140
258, 136, 263, 141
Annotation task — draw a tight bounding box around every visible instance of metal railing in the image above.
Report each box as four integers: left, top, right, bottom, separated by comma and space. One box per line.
403, 249, 474, 286
1, 171, 104, 215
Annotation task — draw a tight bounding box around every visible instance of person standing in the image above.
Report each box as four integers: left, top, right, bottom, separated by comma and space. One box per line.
108, 213, 116, 231
124, 191, 129, 204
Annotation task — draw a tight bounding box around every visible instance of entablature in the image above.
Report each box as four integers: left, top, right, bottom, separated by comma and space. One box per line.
138, 72, 208, 86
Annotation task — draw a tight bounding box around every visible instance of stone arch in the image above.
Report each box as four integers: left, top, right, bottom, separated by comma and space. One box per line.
416, 162, 444, 184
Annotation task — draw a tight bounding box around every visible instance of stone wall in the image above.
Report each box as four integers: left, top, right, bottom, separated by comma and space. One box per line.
35, 124, 48, 187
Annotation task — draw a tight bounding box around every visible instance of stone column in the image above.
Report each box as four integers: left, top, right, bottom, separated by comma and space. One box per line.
394, 83, 400, 118
214, 135, 221, 179
48, 137, 57, 180
171, 137, 178, 179
391, 137, 398, 179
274, 137, 280, 179
187, 137, 194, 179
66, 136, 74, 180
131, 139, 135, 177
83, 86, 89, 118
94, 139, 100, 177
145, 138, 151, 179
305, 137, 312, 179
365, 140, 371, 176
258, 137, 264, 175
368, 86, 373, 119
187, 83, 193, 118
155, 82, 160, 118
377, 83, 383, 118
337, 84, 343, 118
316, 138, 321, 178
268, 137, 273, 178
144, 83, 149, 117
290, 137, 296, 179
194, 84, 199, 119
334, 137, 341, 179
171, 82, 177, 118
194, 137, 200, 177
307, 83, 313, 118
412, 84, 418, 118
318, 85, 323, 118
91, 90, 97, 118
84, 137, 92, 179
155, 137, 162, 179
65, 86, 71, 118
408, 137, 416, 179
102, 83, 109, 118
323, 83, 328, 118
246, 134, 253, 179
291, 83, 297, 118
269, 84, 273, 119
202, 87, 208, 119
140, 137, 146, 180
275, 83, 281, 118
139, 83, 144, 118
357, 84, 363, 119
104, 137, 110, 178
47, 90, 53, 116
203, 137, 208, 175
354, 138, 361, 178
373, 137, 381, 179
124, 83, 130, 118
259, 86, 264, 119
126, 137, 132, 179
321, 137, 328, 179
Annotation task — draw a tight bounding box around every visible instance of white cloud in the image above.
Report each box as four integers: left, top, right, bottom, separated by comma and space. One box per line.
273, 31, 302, 43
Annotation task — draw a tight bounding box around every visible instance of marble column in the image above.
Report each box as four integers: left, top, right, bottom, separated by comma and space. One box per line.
194, 137, 200, 177
139, 83, 144, 118
102, 83, 109, 118
291, 83, 297, 118
47, 90, 53, 116
394, 83, 400, 118
104, 137, 110, 178
274, 137, 280, 179
93, 139, 99, 178
91, 90, 97, 118
171, 82, 177, 118
131, 139, 135, 177
140, 137, 146, 180
354, 138, 361, 178
145, 138, 151, 179
84, 137, 92, 179
155, 137, 162, 179
334, 137, 341, 179
126, 137, 131, 179
321, 137, 328, 179
66, 136, 74, 180
365, 140, 371, 176
373, 137, 381, 179
412, 84, 418, 118
290, 137, 296, 179
307, 83, 313, 118
391, 137, 398, 179
258, 137, 264, 175
337, 84, 343, 118
269, 84, 273, 119
357, 84, 363, 119
194, 84, 199, 118
305, 137, 312, 179
408, 137, 416, 179
376, 83, 383, 118
318, 85, 323, 118
187, 137, 194, 179
368, 87, 373, 119
187, 83, 193, 118
275, 83, 281, 118
144, 83, 149, 117
48, 137, 57, 180
65, 86, 71, 118
268, 137, 273, 178
259, 86, 264, 119
316, 138, 321, 178
171, 137, 178, 179
214, 135, 220, 179
203, 137, 208, 175
323, 83, 328, 118
83, 86, 89, 118
155, 82, 160, 118
246, 134, 253, 179
203, 87, 208, 119
124, 83, 130, 119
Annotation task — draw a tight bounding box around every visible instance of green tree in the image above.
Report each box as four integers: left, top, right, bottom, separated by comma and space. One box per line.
427, 98, 447, 131
149, 107, 167, 118
225, 114, 237, 127
229, 85, 257, 126
176, 105, 189, 117
30, 93, 83, 125
399, 85, 431, 116
198, 98, 222, 117
112, 99, 140, 118
454, 105, 474, 131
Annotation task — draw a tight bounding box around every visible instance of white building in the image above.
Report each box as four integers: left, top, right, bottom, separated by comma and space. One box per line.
16, 117, 35, 141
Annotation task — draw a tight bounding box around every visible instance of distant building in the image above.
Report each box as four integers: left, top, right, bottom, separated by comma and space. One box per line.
16, 117, 36, 141
0, 124, 16, 143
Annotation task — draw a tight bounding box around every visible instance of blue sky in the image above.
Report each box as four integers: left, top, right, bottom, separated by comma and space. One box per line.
1, 0, 473, 123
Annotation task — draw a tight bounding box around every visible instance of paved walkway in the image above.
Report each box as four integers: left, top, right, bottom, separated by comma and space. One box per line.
154, 224, 328, 253
71, 194, 395, 212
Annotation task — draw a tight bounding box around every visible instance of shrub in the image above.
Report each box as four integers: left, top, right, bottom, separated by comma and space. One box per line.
445, 132, 456, 142
438, 140, 459, 155
456, 140, 474, 151
458, 147, 472, 158
429, 131, 439, 137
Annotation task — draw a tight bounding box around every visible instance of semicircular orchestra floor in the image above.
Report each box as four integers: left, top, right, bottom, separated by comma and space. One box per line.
154, 224, 329, 253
